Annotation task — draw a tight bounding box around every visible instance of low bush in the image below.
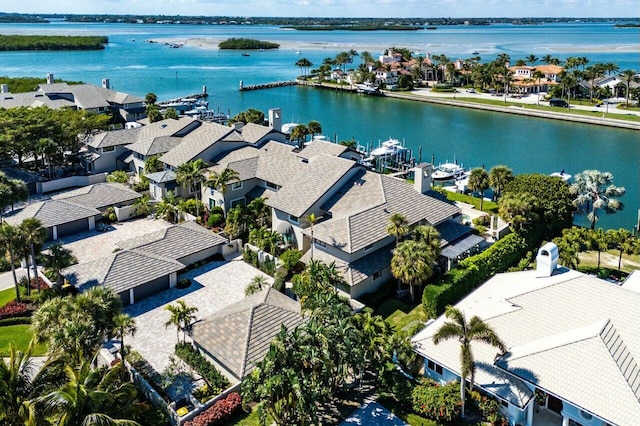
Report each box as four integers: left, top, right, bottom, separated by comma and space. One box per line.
175, 342, 230, 393
207, 213, 224, 228
411, 379, 461, 422
0, 299, 31, 319
184, 392, 242, 426
260, 258, 276, 276
272, 271, 286, 292
209, 206, 224, 216
0, 316, 31, 326
176, 278, 191, 289
469, 389, 507, 425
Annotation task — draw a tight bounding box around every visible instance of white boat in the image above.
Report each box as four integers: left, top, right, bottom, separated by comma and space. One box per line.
355, 82, 381, 95
433, 162, 467, 181
550, 170, 572, 182
370, 138, 408, 157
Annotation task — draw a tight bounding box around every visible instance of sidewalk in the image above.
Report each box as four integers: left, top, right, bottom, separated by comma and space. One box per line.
0, 268, 26, 292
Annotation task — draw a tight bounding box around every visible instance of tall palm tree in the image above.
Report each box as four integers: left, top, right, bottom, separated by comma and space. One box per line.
525, 54, 538, 65
571, 170, 625, 230
390, 240, 435, 302
412, 224, 441, 258
203, 167, 240, 212
531, 70, 545, 104
19, 218, 46, 292
0, 223, 24, 301
164, 300, 198, 343
619, 69, 640, 107
133, 194, 152, 217
433, 306, 507, 418
42, 243, 77, 292
307, 121, 322, 139
608, 228, 637, 272
154, 191, 181, 223
591, 228, 610, 273
175, 159, 208, 219
304, 213, 319, 260
488, 165, 514, 201
35, 355, 141, 426
113, 313, 137, 361
468, 168, 490, 212
386, 212, 409, 247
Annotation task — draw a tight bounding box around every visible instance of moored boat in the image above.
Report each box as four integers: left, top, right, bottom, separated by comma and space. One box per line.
432, 162, 467, 181
550, 170, 572, 182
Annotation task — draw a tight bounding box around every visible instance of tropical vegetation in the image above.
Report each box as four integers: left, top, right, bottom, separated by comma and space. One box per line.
0, 35, 108, 51
218, 38, 279, 50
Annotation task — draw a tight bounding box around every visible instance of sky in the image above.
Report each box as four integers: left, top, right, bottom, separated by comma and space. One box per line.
2, 0, 639, 19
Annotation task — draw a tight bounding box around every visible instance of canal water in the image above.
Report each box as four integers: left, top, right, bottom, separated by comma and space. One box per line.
0, 22, 637, 230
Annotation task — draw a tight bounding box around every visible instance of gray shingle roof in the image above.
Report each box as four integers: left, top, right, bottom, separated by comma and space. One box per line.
63, 249, 184, 295
116, 221, 227, 261
239, 123, 282, 144
309, 171, 460, 254
127, 136, 182, 157
88, 117, 199, 149
266, 154, 356, 218
3, 199, 100, 228
412, 268, 640, 424
192, 288, 304, 380
301, 242, 394, 287
145, 170, 176, 183
299, 140, 349, 159
51, 183, 140, 210
159, 122, 236, 168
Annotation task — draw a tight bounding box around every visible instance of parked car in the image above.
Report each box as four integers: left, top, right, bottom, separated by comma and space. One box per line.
549, 98, 569, 107
466, 88, 476, 93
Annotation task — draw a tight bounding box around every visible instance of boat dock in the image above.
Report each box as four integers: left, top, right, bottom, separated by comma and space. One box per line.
239, 80, 299, 91
158, 92, 208, 107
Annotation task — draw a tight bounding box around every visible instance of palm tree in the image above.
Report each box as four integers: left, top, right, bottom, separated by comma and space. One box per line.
175, 159, 208, 219
42, 243, 77, 292
412, 224, 441, 258
619, 69, 640, 107
113, 313, 137, 361
498, 192, 537, 232
0, 223, 24, 301
468, 168, 490, 212
390, 240, 435, 302
386, 213, 409, 247
154, 191, 182, 223
525, 54, 538, 65
608, 228, 637, 272
164, 300, 198, 343
245, 275, 268, 296
591, 228, 610, 273
0, 343, 34, 425
35, 355, 141, 426
433, 306, 506, 418
571, 170, 625, 230
307, 121, 322, 139
304, 213, 319, 261
133, 194, 152, 217
488, 165, 514, 201
531, 70, 545, 104
19, 218, 46, 292
143, 155, 163, 174
203, 167, 240, 211
585, 64, 605, 102
295, 58, 312, 78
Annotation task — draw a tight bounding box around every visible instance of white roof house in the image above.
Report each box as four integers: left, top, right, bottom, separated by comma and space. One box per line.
412, 244, 640, 426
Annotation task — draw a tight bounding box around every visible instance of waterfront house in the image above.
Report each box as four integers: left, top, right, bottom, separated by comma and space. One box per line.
0, 74, 145, 122
81, 116, 201, 175
191, 287, 304, 383
509, 64, 564, 94
412, 243, 640, 426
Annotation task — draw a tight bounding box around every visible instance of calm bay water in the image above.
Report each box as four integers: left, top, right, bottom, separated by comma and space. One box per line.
0, 22, 638, 230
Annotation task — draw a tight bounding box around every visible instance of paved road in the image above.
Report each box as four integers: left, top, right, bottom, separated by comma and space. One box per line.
0, 268, 26, 292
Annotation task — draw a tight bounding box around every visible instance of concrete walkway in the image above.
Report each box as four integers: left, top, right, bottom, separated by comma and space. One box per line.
124, 259, 272, 374
0, 268, 26, 292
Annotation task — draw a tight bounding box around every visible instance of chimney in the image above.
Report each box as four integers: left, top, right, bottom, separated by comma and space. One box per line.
102, 78, 110, 89
0, 84, 8, 94
232, 122, 244, 131
536, 242, 559, 277
413, 163, 433, 195
268, 108, 282, 132
46, 73, 54, 84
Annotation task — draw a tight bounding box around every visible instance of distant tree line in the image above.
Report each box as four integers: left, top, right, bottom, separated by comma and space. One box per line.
285, 24, 421, 31
218, 38, 279, 50
0, 76, 83, 93
0, 35, 108, 51
0, 13, 48, 23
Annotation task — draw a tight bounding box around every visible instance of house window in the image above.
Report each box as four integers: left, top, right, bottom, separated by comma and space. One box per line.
289, 215, 299, 224
102, 146, 115, 153
266, 181, 279, 190
427, 360, 435, 370
231, 181, 243, 190
435, 364, 443, 375
501, 400, 508, 408
231, 198, 245, 209
373, 270, 382, 280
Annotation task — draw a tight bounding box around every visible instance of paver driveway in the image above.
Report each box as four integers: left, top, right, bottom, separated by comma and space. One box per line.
124, 258, 273, 373
55, 218, 172, 264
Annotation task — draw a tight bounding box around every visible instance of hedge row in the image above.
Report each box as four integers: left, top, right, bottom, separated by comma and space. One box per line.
184, 392, 242, 426
0, 316, 31, 326
175, 343, 230, 393
422, 232, 531, 318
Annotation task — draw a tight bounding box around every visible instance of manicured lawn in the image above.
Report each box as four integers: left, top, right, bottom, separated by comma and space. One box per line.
0, 324, 47, 356
378, 299, 428, 333
0, 287, 16, 308
436, 190, 498, 214
232, 405, 272, 426
578, 250, 640, 274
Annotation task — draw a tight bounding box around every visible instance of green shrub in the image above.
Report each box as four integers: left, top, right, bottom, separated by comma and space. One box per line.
272, 271, 286, 292
175, 342, 230, 394
207, 213, 224, 228
0, 257, 11, 272
243, 247, 258, 267
0, 316, 31, 326
472, 215, 490, 227
210, 206, 224, 216
422, 232, 531, 318
176, 278, 191, 289
279, 249, 302, 274
411, 380, 461, 422
260, 258, 276, 277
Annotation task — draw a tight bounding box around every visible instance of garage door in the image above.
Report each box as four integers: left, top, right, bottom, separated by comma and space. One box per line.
56, 219, 90, 238
133, 275, 170, 303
